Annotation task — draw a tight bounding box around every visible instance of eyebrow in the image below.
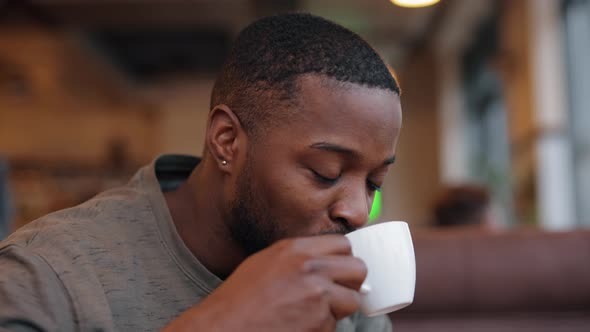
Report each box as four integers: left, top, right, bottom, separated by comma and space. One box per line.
309, 142, 396, 166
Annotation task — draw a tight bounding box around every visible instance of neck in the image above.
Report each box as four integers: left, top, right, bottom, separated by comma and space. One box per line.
164, 158, 246, 279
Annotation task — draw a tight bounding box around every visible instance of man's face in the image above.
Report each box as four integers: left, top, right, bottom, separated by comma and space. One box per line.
227, 75, 403, 255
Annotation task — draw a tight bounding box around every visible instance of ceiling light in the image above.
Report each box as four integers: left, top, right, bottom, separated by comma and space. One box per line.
390, 0, 441, 8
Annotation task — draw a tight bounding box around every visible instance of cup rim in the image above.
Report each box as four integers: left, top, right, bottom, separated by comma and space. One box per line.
346, 220, 408, 237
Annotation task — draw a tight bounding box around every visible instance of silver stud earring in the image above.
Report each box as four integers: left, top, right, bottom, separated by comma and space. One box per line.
221, 160, 228, 166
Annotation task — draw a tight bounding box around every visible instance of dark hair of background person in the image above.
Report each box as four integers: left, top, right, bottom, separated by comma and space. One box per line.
432, 184, 491, 228
210, 12, 401, 139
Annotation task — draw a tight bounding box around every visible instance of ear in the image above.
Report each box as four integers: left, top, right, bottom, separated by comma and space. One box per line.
205, 104, 246, 173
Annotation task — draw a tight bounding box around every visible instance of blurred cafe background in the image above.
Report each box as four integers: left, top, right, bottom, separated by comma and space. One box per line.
1, 0, 589, 331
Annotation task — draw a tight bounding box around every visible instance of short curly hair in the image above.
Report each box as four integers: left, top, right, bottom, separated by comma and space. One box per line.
210, 13, 400, 137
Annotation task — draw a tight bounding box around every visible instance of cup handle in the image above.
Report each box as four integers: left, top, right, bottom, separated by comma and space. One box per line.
360, 283, 372, 294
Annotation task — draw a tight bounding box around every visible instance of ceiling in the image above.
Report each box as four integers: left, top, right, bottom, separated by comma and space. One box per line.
1, 0, 446, 81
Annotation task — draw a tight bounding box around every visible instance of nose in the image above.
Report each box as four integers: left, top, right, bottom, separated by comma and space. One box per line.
329, 185, 371, 230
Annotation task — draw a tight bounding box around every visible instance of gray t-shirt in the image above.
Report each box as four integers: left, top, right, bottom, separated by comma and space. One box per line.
0, 155, 391, 331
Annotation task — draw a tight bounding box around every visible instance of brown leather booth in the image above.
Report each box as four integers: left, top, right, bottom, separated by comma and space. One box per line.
389, 229, 590, 331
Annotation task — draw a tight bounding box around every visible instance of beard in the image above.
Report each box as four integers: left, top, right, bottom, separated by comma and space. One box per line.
227, 158, 285, 256
227, 158, 356, 257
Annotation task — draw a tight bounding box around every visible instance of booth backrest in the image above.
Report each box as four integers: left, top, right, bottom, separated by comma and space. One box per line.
389, 229, 590, 332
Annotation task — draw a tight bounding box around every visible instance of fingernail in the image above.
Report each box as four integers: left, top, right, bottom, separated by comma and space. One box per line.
360, 284, 371, 294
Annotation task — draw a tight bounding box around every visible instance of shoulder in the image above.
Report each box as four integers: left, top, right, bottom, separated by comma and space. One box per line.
0, 243, 76, 331
0, 179, 161, 288
4, 181, 151, 249
0, 183, 155, 331
0, 167, 161, 331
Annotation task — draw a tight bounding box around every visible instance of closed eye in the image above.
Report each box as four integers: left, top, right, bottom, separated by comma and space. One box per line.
311, 169, 340, 185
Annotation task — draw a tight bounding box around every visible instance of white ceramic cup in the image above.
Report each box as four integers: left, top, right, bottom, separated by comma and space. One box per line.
345, 221, 416, 317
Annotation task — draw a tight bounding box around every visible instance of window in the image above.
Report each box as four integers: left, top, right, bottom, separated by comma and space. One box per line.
564, 0, 590, 226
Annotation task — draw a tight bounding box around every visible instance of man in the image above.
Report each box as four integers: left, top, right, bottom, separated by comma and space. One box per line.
0, 13, 402, 331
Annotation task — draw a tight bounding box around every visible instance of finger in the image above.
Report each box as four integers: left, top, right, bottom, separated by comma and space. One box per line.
304, 255, 367, 290
287, 235, 352, 256
325, 281, 362, 320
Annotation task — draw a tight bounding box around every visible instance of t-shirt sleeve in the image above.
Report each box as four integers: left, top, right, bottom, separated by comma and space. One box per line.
352, 313, 393, 332
0, 245, 76, 332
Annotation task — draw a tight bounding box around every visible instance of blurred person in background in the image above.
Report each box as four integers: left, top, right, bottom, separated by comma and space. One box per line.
0, 159, 13, 240
0, 13, 402, 332
431, 184, 496, 230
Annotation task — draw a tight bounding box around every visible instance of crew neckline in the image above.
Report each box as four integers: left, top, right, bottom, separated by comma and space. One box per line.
141, 154, 222, 293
